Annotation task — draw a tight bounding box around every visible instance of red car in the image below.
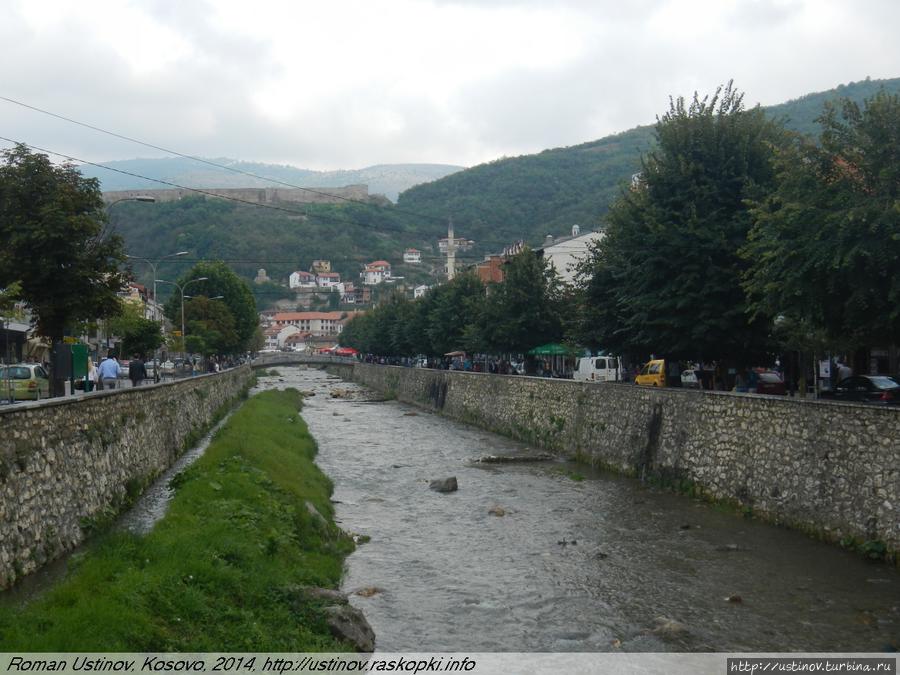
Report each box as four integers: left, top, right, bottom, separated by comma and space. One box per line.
755, 370, 786, 395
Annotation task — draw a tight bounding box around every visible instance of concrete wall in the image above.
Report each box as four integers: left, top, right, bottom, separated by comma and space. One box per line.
338, 363, 900, 556
0, 367, 253, 588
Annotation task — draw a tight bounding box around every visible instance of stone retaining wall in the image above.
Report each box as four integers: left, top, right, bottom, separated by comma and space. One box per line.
337, 363, 900, 557
0, 367, 253, 588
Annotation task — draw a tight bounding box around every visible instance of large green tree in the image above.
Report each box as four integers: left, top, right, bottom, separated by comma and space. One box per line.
743, 90, 900, 348
165, 261, 257, 353
183, 296, 241, 356
0, 145, 127, 391
474, 249, 566, 354
581, 83, 786, 364
106, 301, 164, 359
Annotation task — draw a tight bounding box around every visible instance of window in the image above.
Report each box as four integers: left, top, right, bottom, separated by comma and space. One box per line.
649, 363, 661, 374
0, 366, 31, 379
595, 358, 607, 369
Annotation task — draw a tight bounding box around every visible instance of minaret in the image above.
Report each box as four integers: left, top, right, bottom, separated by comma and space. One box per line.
446, 217, 457, 281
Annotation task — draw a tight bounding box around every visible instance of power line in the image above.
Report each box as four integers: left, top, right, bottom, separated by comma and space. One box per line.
0, 137, 535, 252
0, 95, 448, 224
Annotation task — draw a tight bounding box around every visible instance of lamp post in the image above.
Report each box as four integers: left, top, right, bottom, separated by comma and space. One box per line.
127, 251, 188, 381
155, 277, 208, 367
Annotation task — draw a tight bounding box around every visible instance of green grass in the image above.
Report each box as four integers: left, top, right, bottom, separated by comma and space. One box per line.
0, 389, 355, 651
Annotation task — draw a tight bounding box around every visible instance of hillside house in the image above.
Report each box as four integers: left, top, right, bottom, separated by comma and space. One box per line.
316, 271, 342, 288
361, 260, 392, 285
289, 271, 317, 289
403, 248, 422, 264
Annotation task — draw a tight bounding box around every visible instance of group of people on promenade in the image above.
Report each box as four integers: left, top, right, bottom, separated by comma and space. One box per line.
86, 354, 148, 391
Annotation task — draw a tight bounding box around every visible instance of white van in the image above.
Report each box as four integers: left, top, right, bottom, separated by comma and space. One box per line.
574, 355, 623, 383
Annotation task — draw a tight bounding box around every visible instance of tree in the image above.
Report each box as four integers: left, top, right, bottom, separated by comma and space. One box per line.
106, 300, 163, 358
165, 261, 257, 353
743, 90, 900, 349
475, 249, 566, 354
425, 273, 485, 356
0, 145, 127, 393
184, 296, 241, 356
583, 83, 786, 365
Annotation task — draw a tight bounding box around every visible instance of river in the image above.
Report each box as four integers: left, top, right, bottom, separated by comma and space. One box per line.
259, 366, 900, 653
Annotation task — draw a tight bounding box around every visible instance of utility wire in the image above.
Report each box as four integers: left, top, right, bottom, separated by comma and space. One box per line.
0, 137, 534, 251
0, 95, 450, 224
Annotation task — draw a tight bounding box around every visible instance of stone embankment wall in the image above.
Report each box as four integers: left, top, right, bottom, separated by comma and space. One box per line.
0, 367, 252, 588
336, 363, 900, 556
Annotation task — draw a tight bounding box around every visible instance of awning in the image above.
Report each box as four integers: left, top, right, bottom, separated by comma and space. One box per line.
527, 343, 576, 356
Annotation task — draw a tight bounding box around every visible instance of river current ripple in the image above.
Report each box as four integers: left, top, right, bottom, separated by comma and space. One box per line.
259, 367, 900, 652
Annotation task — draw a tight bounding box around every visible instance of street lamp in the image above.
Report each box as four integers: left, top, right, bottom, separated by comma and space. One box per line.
127, 251, 188, 381
155, 277, 208, 364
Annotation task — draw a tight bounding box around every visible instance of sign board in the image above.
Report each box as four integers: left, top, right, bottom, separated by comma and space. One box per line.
70, 343, 88, 378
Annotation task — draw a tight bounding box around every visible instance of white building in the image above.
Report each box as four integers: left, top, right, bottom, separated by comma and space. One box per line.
289, 271, 317, 289
403, 248, 422, 264
537, 226, 604, 285
413, 284, 431, 299
272, 311, 347, 337
361, 260, 392, 285
316, 271, 342, 287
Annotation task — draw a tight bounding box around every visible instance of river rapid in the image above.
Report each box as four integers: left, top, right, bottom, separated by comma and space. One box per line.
262, 367, 899, 652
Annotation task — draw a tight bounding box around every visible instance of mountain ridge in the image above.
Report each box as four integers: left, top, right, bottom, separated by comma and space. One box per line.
80, 159, 465, 202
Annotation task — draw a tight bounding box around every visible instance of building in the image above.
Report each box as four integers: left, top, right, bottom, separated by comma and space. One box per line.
536, 226, 604, 285
361, 260, 392, 285
316, 271, 342, 288
271, 311, 348, 337
289, 271, 317, 289
403, 248, 422, 264
474, 255, 507, 284
413, 284, 431, 299
311, 260, 332, 274
254, 268, 270, 284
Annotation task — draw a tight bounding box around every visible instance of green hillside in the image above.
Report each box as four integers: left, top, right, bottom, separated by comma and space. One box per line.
397, 76, 900, 246
113, 77, 900, 297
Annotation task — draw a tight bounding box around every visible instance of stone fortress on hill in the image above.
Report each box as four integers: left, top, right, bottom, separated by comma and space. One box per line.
102, 184, 370, 205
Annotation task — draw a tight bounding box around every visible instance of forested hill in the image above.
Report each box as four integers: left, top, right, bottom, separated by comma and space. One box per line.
397, 77, 900, 245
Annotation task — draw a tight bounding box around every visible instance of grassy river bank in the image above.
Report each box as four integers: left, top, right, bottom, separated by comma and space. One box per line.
0, 389, 357, 651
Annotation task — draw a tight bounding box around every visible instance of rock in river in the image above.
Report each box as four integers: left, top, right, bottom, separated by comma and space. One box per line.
488, 506, 506, 517
325, 604, 376, 652
429, 476, 458, 493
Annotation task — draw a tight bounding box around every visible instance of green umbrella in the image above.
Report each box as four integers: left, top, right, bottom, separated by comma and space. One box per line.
527, 343, 575, 356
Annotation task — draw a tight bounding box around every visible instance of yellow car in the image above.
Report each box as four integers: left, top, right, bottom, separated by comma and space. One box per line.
0, 363, 51, 401
635, 359, 666, 387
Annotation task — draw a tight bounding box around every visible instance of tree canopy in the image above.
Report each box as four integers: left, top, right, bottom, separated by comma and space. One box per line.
743, 90, 900, 349
164, 261, 257, 354
576, 83, 787, 364
0, 145, 127, 345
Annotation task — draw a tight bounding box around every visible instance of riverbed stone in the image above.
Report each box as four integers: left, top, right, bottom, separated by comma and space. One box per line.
429, 476, 458, 493
324, 604, 376, 652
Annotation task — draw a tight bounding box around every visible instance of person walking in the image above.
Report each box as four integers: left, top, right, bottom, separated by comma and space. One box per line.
86, 359, 98, 392
129, 354, 147, 388
98, 354, 120, 390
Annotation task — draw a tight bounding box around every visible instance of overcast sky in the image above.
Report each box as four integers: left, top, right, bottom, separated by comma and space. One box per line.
2, 0, 899, 171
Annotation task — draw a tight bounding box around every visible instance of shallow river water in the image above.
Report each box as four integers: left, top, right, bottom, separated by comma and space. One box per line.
258, 367, 900, 652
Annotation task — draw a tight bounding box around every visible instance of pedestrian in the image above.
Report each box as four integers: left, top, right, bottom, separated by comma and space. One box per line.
98, 354, 120, 390
129, 354, 147, 388
86, 359, 98, 392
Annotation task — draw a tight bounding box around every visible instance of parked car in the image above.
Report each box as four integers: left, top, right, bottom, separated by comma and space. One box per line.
0, 363, 51, 401
574, 355, 623, 383
755, 370, 787, 396
635, 359, 666, 387
830, 375, 900, 404
681, 369, 700, 388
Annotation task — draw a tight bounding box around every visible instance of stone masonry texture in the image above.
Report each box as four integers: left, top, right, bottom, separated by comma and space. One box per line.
0, 366, 252, 588
331, 363, 900, 557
